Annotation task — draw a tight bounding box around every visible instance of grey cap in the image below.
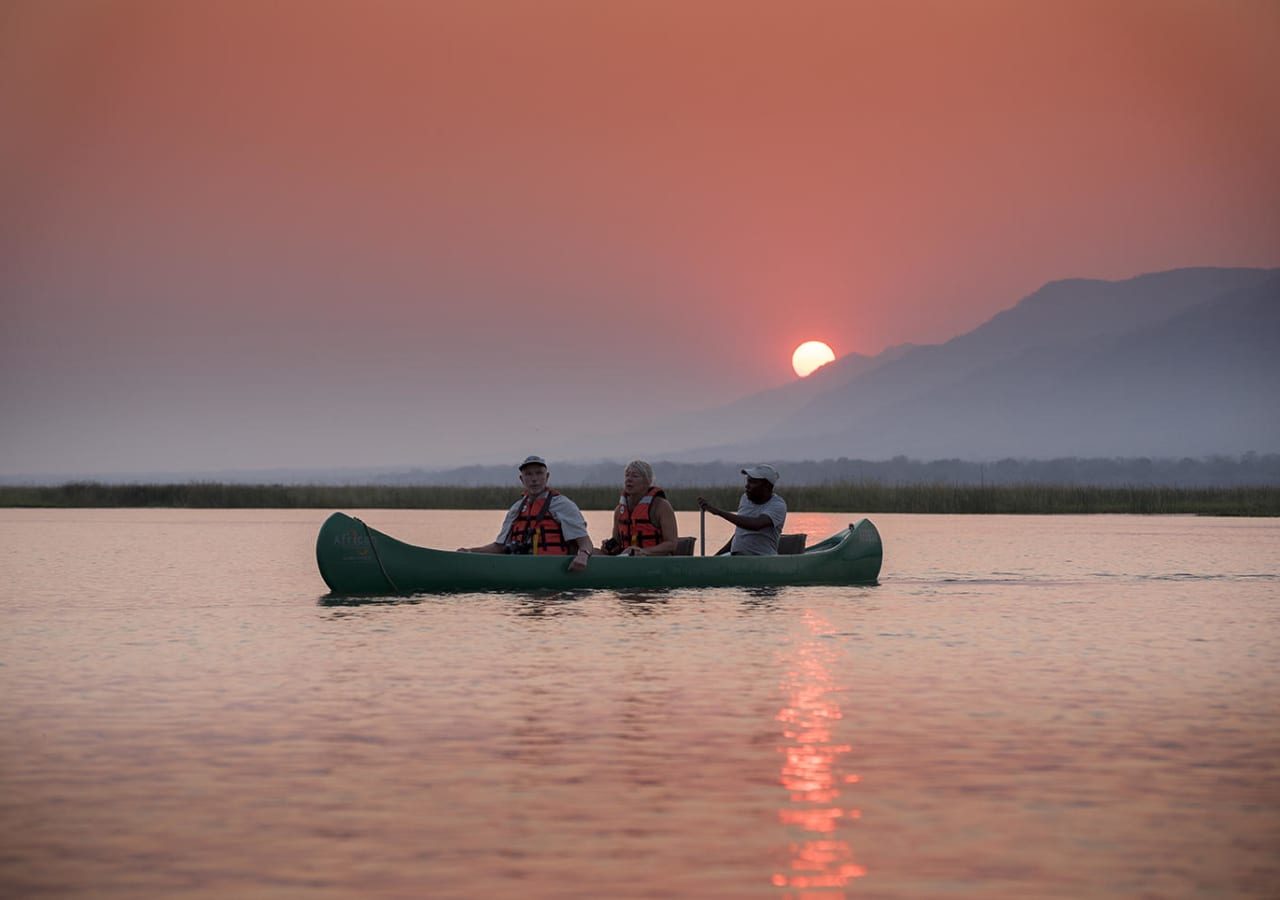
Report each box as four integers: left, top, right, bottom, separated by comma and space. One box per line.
518, 454, 549, 470
741, 463, 779, 485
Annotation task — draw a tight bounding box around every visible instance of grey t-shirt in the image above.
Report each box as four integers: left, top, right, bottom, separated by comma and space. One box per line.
730, 493, 787, 555
496, 492, 590, 545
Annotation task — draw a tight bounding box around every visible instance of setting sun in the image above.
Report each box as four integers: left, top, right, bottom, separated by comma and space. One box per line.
792, 340, 836, 378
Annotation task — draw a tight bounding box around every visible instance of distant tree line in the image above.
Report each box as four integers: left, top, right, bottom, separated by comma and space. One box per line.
2, 481, 1277, 515
379, 454, 1280, 488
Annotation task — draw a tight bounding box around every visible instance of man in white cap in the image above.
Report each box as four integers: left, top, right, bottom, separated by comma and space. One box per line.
697, 464, 787, 555
458, 455, 594, 571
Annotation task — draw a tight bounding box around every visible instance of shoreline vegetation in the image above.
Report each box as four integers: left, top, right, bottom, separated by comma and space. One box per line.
2, 482, 1277, 516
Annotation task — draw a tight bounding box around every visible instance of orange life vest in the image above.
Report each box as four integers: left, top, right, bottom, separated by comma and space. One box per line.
615, 487, 667, 549
507, 490, 572, 555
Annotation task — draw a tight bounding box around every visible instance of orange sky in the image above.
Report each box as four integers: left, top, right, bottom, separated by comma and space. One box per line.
2, 0, 1278, 474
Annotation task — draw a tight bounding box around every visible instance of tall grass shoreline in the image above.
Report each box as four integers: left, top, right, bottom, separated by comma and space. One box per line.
2, 482, 1276, 516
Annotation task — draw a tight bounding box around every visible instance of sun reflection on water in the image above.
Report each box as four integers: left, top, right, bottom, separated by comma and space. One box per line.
773, 609, 866, 897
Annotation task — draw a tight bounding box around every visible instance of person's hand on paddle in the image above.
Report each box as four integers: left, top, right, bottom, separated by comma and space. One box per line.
697, 496, 722, 519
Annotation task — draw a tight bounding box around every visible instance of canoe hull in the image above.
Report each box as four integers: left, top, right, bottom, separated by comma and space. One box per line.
316, 512, 883, 595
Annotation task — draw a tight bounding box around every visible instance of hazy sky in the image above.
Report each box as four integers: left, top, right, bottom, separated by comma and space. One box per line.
3, 0, 1278, 476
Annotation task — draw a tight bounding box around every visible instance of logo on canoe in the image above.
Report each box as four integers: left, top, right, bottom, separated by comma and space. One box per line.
333, 529, 371, 556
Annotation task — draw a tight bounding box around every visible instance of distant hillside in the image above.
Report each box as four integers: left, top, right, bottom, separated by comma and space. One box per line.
6, 453, 1277, 488
658, 267, 1279, 462
543, 342, 916, 460
373, 454, 1280, 488
8, 267, 1274, 485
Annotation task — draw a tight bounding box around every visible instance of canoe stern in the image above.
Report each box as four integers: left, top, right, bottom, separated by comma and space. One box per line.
315, 512, 398, 594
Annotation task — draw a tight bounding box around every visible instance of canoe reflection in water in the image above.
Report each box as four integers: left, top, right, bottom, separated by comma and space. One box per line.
774, 608, 866, 895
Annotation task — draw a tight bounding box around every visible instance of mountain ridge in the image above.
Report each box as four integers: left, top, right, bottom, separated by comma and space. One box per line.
639, 266, 1279, 462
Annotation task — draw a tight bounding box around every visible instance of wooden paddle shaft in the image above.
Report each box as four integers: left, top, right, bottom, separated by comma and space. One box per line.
700, 508, 705, 556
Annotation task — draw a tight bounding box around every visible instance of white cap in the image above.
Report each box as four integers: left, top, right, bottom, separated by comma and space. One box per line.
741, 464, 779, 485
518, 455, 548, 470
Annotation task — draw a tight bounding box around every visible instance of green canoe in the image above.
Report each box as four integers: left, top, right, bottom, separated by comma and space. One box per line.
316, 511, 883, 595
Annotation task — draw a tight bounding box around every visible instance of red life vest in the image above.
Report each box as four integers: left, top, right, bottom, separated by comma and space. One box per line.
615, 487, 667, 549
507, 490, 572, 555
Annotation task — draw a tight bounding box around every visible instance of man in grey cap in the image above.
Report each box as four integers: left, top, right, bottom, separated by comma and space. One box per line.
697, 464, 787, 555
458, 455, 594, 571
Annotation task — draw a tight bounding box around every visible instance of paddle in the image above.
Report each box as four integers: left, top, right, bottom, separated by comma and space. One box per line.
700, 507, 706, 556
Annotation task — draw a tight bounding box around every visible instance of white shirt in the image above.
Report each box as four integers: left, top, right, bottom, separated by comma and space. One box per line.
731, 492, 787, 555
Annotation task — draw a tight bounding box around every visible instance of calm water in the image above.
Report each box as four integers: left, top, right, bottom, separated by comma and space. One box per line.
2, 509, 1277, 898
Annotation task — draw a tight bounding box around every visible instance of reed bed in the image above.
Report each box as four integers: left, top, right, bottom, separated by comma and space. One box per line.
2, 482, 1277, 515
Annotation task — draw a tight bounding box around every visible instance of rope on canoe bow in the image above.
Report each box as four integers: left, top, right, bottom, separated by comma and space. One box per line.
357, 517, 404, 595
